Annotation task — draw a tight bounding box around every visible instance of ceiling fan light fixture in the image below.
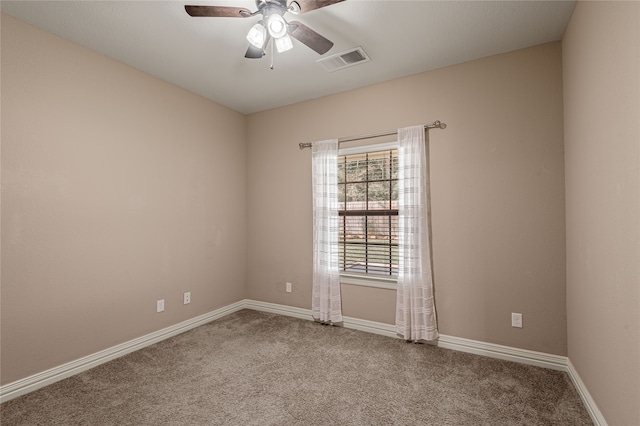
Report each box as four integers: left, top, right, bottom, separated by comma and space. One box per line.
275, 34, 293, 53
246, 22, 267, 48
267, 13, 287, 39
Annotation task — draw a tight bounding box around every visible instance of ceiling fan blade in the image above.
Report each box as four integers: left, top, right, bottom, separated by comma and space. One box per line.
288, 21, 334, 55
290, 0, 345, 14
185, 5, 251, 17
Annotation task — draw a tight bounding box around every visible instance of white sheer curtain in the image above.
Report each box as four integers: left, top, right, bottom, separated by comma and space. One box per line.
311, 139, 343, 323
395, 125, 439, 341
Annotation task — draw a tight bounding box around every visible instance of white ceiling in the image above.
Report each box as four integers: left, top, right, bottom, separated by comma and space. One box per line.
1, 0, 576, 115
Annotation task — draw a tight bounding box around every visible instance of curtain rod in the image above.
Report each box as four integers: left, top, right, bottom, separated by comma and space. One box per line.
298, 120, 447, 150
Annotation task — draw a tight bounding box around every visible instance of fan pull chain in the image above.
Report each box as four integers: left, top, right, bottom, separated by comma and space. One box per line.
270, 39, 275, 70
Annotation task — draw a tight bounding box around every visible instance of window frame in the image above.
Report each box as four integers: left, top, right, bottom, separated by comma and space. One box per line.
338, 142, 398, 289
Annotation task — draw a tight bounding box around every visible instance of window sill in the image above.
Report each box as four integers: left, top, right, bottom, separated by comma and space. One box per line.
340, 273, 397, 290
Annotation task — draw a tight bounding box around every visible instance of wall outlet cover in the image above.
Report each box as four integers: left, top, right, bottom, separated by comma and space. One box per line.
511, 312, 523, 328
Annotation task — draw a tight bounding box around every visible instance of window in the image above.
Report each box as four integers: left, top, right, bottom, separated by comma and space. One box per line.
337, 144, 398, 282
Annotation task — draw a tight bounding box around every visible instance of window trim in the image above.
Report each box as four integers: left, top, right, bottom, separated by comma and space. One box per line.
338, 141, 398, 157
338, 141, 399, 289
340, 273, 397, 289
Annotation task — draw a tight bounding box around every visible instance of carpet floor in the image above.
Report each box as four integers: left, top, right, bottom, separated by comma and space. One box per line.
1, 309, 592, 425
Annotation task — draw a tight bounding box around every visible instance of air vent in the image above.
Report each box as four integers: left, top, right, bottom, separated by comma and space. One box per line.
317, 47, 370, 72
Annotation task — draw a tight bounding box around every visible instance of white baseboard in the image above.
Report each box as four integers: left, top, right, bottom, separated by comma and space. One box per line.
243, 299, 312, 321
0, 300, 245, 403
436, 334, 568, 371
566, 358, 608, 426
0, 298, 606, 426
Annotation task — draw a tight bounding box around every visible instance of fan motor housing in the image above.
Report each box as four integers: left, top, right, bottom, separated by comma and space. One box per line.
257, 0, 289, 13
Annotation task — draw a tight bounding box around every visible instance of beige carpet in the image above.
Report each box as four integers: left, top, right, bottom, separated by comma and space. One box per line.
1, 309, 592, 425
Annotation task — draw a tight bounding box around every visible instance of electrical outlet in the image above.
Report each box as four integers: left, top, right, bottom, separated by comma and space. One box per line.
157, 299, 165, 313
183, 292, 191, 305
511, 312, 523, 328
286, 282, 292, 293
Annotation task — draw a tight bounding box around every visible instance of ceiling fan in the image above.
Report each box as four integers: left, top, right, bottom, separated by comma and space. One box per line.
185, 0, 344, 60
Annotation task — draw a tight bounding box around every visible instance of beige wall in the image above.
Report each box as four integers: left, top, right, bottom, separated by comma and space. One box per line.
563, 2, 640, 424
1, 15, 247, 384
247, 42, 567, 355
